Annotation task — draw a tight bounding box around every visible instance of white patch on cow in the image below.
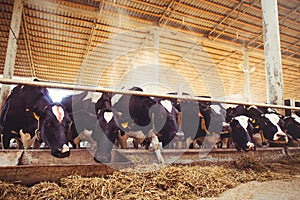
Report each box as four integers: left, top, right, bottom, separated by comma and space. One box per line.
104, 111, 113, 123
267, 108, 276, 113
223, 122, 230, 127
60, 144, 69, 153
273, 132, 288, 143
265, 113, 286, 134
126, 130, 145, 139
52, 105, 65, 123
111, 93, 122, 105
264, 113, 280, 125
210, 105, 221, 114
264, 113, 288, 142
248, 105, 258, 110
90, 92, 102, 103
160, 99, 172, 113
292, 113, 300, 124
246, 141, 255, 149
234, 115, 249, 132
81, 92, 103, 103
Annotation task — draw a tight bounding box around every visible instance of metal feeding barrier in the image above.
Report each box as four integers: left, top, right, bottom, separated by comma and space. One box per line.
0, 78, 300, 111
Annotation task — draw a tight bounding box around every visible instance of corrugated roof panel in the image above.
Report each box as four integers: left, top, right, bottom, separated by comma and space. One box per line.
0, 0, 299, 101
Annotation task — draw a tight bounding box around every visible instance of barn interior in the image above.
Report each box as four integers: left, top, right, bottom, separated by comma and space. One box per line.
0, 0, 299, 104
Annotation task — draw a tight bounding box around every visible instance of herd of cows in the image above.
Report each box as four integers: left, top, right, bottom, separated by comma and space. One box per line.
0, 81, 299, 163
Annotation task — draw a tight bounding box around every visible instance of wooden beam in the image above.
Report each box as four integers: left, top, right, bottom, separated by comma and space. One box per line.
0, 0, 23, 107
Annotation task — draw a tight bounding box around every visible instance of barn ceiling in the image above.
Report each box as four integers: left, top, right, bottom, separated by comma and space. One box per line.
0, 0, 300, 103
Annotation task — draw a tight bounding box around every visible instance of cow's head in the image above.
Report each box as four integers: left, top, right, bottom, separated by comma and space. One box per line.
22, 85, 53, 114
93, 109, 119, 163
39, 103, 72, 158
260, 113, 288, 143
154, 98, 181, 147
230, 115, 256, 151
95, 92, 113, 113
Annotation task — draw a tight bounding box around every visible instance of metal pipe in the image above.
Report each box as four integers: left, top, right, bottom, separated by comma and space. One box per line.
0, 78, 299, 111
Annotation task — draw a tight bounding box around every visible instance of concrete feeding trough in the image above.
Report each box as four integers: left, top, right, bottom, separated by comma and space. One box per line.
0, 147, 299, 185
0, 149, 133, 185
117, 147, 300, 164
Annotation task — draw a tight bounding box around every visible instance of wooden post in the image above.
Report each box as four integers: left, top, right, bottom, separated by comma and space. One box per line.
0, 0, 23, 107
261, 0, 284, 105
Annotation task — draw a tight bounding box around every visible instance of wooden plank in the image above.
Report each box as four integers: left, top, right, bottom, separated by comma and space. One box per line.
0, 149, 133, 185
0, 0, 23, 107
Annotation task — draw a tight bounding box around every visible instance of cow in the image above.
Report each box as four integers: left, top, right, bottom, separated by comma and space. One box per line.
283, 112, 300, 145
93, 92, 120, 163
173, 96, 225, 149
62, 91, 119, 163
246, 106, 289, 145
61, 91, 98, 148
112, 87, 181, 163
225, 105, 256, 151
0, 83, 72, 158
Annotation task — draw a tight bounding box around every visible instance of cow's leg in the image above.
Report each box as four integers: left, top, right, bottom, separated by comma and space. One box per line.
33, 138, 42, 148
0, 134, 3, 149
3, 131, 16, 149
133, 138, 139, 149
118, 131, 128, 149
73, 135, 81, 149
127, 131, 145, 149
252, 133, 263, 147
260, 131, 268, 146
194, 137, 205, 148
174, 135, 184, 149
184, 136, 192, 149
221, 137, 229, 148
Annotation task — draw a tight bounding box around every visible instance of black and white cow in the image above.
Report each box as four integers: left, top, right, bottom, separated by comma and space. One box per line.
112, 87, 180, 163
174, 97, 225, 149
62, 91, 119, 163
0, 83, 72, 158
283, 111, 300, 145
61, 91, 98, 148
246, 106, 289, 145
225, 105, 256, 151
93, 92, 119, 163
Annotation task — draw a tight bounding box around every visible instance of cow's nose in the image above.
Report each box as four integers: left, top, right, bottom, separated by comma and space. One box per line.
246, 141, 256, 151
59, 144, 70, 153
51, 144, 70, 158
94, 153, 111, 163
273, 132, 288, 143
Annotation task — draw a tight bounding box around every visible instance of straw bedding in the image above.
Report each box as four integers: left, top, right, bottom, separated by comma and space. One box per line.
1, 154, 299, 200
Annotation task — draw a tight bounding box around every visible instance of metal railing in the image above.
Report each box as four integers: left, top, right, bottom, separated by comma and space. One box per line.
0, 78, 299, 111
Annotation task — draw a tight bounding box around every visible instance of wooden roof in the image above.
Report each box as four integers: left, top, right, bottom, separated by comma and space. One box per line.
0, 0, 299, 103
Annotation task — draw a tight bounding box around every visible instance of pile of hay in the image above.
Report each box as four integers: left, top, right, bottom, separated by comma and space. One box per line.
0, 155, 298, 200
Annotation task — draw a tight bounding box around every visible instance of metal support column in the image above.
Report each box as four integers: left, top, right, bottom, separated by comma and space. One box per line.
261, 0, 284, 105
153, 30, 159, 92
243, 49, 250, 100
0, 0, 23, 107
